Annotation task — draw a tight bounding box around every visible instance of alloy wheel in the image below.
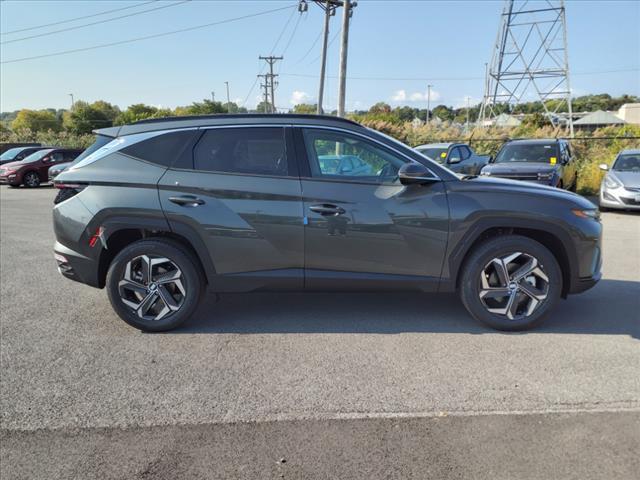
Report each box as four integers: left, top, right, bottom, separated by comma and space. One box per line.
118, 255, 186, 321
24, 172, 39, 187
478, 252, 549, 320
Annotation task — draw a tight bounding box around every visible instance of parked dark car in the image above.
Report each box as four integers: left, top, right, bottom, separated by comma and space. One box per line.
480, 138, 577, 190
48, 161, 73, 182
415, 142, 490, 175
0, 148, 82, 187
52, 114, 601, 332
0, 145, 47, 166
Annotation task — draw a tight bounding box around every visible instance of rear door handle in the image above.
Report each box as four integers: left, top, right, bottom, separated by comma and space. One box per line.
168, 195, 205, 207
309, 204, 345, 216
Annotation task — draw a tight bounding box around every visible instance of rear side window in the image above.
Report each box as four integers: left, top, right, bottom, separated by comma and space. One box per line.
121, 130, 196, 167
193, 127, 287, 176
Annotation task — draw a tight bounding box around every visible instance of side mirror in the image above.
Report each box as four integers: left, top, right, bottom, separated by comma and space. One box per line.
599, 163, 609, 171
448, 156, 462, 164
488, 156, 494, 163
398, 162, 437, 185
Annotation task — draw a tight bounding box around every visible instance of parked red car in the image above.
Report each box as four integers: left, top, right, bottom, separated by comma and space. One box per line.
0, 148, 82, 187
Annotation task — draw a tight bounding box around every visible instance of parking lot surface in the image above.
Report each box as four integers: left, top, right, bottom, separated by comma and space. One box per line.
1, 186, 639, 479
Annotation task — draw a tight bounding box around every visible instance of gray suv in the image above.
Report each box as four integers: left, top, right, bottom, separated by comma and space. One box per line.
52, 115, 602, 332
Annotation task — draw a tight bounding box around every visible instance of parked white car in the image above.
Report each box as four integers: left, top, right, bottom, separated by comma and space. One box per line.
599, 149, 640, 211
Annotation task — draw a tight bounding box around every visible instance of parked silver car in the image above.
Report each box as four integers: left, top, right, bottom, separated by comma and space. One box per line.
599, 149, 640, 211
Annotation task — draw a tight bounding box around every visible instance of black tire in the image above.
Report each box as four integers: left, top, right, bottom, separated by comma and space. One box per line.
8, 184, 19, 188
459, 235, 562, 331
106, 238, 204, 332
23, 171, 40, 188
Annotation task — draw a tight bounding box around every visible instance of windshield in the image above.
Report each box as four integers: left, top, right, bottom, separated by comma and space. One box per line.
70, 135, 113, 166
612, 154, 640, 172
0, 147, 25, 160
494, 143, 558, 163
20, 149, 53, 163
416, 147, 447, 164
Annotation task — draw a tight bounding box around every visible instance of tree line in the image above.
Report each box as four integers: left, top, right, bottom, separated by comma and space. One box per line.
1, 93, 637, 135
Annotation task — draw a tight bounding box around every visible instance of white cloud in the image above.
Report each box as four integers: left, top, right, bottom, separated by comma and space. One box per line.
391, 88, 441, 103
290, 90, 312, 105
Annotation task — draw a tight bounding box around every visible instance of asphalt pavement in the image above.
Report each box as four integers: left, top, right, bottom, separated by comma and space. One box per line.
1, 186, 639, 479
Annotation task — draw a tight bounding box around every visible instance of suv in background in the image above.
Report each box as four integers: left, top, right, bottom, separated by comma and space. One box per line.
415, 143, 489, 175
52, 114, 601, 332
0, 145, 47, 166
0, 148, 82, 187
480, 138, 577, 190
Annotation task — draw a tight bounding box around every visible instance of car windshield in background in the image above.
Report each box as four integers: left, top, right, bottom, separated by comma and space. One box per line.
20, 149, 53, 163
0, 147, 25, 160
494, 144, 557, 163
69, 135, 112, 166
417, 148, 447, 163
612, 154, 640, 171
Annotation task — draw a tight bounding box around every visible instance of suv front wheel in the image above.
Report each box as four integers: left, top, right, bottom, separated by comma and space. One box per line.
106, 238, 204, 332
459, 235, 562, 331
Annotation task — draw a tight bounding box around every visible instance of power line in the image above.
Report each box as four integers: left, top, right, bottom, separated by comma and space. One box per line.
279, 66, 639, 82
294, 28, 323, 65
1, 1, 157, 36
270, 6, 298, 55
1, 4, 296, 65
1, 1, 191, 45
280, 10, 304, 57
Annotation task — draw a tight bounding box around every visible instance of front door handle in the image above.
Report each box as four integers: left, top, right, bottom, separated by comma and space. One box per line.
168, 195, 205, 207
309, 204, 346, 216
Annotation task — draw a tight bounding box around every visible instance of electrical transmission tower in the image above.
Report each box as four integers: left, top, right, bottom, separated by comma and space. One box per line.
479, 0, 574, 136
258, 55, 283, 113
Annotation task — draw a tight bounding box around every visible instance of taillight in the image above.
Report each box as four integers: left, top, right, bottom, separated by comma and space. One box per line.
53, 183, 86, 204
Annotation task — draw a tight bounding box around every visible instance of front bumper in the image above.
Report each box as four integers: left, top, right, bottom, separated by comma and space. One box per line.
0, 175, 19, 185
599, 186, 640, 210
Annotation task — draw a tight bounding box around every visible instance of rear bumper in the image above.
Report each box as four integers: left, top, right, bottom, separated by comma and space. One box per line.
54, 241, 101, 288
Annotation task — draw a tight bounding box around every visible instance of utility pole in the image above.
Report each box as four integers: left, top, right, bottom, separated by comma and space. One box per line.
211, 91, 215, 102
337, 0, 355, 117
426, 84, 433, 125
313, 1, 341, 114
465, 96, 471, 131
259, 55, 283, 113
68, 93, 74, 109
224, 81, 231, 112
258, 74, 270, 113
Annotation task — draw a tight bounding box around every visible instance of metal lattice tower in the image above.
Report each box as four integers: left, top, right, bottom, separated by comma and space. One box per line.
479, 0, 574, 136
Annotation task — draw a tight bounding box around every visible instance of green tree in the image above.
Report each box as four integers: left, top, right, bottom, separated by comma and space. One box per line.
292, 103, 317, 114
11, 109, 61, 132
63, 101, 116, 134
183, 99, 227, 115
255, 101, 272, 113
115, 104, 172, 125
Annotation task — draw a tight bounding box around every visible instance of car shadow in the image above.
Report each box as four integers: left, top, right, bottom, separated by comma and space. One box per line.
170, 279, 640, 338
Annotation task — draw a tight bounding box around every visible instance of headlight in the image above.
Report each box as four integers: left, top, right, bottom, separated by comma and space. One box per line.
537, 172, 554, 180
604, 175, 622, 189
572, 208, 600, 220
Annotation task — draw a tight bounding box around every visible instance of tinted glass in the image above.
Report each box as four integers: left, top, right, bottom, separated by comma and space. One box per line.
194, 127, 287, 175
71, 135, 112, 165
303, 129, 404, 183
460, 146, 471, 160
416, 147, 447, 163
494, 143, 558, 163
612, 154, 640, 171
448, 147, 462, 162
122, 130, 196, 167
21, 149, 53, 163
0, 147, 26, 160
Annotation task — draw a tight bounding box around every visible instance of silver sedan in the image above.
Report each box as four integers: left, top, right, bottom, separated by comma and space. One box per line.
599, 149, 640, 211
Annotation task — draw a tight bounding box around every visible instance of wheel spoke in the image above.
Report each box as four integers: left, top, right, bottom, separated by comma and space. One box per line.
518, 281, 547, 301
118, 278, 147, 296
158, 284, 181, 311
136, 291, 158, 318
506, 291, 520, 320
511, 257, 537, 282
479, 287, 511, 299
155, 268, 181, 284
490, 258, 510, 286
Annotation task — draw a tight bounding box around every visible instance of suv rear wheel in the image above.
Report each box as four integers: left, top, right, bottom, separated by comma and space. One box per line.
106, 238, 204, 332
459, 235, 562, 330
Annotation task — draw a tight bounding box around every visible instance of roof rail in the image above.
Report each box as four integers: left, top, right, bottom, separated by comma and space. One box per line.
133, 113, 362, 127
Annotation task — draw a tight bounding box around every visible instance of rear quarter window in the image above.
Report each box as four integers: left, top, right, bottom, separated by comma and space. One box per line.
121, 130, 197, 168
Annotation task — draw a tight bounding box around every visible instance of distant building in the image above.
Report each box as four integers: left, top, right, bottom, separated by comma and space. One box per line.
573, 110, 626, 130
493, 113, 522, 127
616, 103, 640, 125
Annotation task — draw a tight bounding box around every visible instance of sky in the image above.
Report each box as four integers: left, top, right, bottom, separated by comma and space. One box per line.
1, 0, 639, 113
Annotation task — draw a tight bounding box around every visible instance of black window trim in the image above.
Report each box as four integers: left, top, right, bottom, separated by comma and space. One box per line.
295, 125, 440, 186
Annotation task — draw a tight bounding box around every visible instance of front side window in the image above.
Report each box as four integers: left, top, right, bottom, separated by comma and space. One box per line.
302, 129, 404, 183
194, 127, 287, 176
448, 147, 462, 163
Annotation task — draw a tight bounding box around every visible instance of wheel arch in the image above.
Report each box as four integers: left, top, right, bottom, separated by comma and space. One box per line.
448, 218, 577, 297
95, 216, 215, 289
